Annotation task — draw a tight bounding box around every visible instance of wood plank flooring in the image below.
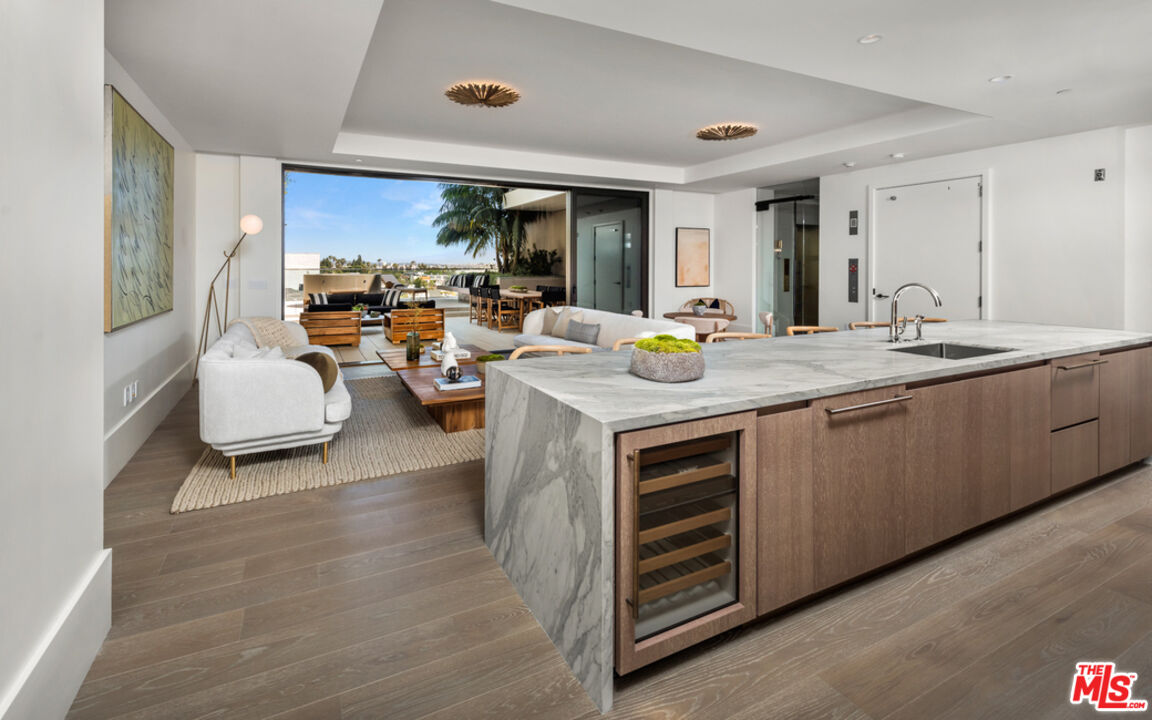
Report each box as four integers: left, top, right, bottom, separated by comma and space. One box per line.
74, 383, 1152, 718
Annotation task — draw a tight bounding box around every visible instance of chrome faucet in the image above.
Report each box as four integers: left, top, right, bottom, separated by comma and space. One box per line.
890, 283, 942, 343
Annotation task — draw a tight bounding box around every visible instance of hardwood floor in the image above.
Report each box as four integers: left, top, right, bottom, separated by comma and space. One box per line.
74, 386, 1152, 718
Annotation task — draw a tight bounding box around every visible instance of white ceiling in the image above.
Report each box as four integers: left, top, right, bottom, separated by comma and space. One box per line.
105, 0, 1152, 191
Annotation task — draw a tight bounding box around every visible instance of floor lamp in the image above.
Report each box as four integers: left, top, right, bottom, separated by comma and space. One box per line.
194, 214, 263, 379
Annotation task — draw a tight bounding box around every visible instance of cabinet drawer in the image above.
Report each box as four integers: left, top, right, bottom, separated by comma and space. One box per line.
1051, 421, 1099, 493
1051, 353, 1103, 430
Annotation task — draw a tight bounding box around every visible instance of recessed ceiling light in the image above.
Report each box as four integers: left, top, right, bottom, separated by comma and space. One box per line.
445, 81, 521, 108
1056, 88, 1072, 95
842, 161, 856, 168
857, 34, 883, 44
988, 75, 1014, 84
890, 152, 905, 159
696, 123, 758, 141
354, 158, 363, 163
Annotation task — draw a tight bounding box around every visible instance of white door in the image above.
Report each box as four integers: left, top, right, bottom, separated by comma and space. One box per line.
594, 222, 624, 313
871, 176, 982, 322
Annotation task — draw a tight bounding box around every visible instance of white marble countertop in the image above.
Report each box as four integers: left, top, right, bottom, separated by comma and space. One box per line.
489, 320, 1152, 432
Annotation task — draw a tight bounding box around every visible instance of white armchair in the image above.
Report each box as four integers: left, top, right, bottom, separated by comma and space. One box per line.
198, 320, 351, 477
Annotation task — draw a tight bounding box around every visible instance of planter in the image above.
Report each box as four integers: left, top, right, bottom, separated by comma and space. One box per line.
476, 359, 505, 376
405, 330, 421, 361
629, 347, 705, 383
692, 305, 706, 316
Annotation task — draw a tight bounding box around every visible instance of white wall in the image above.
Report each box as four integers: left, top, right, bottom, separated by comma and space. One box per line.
652, 189, 715, 315
103, 52, 198, 485
1126, 125, 1152, 332
194, 154, 284, 341
820, 127, 1127, 330
712, 188, 758, 331
0, 1, 111, 717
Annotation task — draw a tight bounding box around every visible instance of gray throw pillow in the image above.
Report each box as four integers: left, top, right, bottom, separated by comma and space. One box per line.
565, 319, 600, 346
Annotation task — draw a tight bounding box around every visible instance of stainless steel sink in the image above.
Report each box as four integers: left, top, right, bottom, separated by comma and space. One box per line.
890, 342, 1013, 360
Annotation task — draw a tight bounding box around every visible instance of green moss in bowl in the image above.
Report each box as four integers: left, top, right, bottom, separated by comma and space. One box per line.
477, 354, 506, 362
634, 334, 701, 353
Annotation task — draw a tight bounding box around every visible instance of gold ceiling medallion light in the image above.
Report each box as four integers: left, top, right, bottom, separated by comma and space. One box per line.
695, 123, 758, 141
445, 81, 521, 108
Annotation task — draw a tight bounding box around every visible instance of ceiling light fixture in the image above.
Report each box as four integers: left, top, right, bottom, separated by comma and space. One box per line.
842, 161, 856, 168
1056, 88, 1072, 95
857, 33, 883, 44
445, 81, 521, 108
696, 123, 758, 141
890, 152, 905, 159
988, 75, 1014, 83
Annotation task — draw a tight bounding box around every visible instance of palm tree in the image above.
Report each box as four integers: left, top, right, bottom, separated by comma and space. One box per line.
432, 184, 541, 272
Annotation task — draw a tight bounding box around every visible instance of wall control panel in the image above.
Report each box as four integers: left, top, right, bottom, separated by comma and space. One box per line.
848, 258, 859, 303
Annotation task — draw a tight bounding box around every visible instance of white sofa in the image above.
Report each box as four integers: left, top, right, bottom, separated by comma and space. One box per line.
199, 321, 352, 469
515, 307, 695, 351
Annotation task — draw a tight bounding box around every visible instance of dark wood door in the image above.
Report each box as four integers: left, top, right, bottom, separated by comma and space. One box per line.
811, 388, 908, 589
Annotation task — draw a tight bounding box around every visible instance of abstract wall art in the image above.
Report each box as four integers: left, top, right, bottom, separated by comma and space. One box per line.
104, 85, 174, 332
675, 227, 710, 287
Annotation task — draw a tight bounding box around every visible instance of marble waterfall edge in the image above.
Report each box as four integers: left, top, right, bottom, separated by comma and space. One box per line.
484, 368, 616, 712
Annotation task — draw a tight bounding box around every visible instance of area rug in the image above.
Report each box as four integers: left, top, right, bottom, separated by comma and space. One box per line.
171, 376, 485, 513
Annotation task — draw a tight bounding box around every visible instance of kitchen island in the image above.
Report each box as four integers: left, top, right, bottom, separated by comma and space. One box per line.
483, 321, 1152, 711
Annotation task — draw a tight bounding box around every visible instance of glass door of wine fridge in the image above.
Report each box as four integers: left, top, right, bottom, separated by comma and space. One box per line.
615, 411, 757, 674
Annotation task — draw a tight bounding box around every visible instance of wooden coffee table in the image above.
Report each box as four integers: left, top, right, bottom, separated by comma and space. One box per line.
393, 365, 485, 433
376, 344, 483, 371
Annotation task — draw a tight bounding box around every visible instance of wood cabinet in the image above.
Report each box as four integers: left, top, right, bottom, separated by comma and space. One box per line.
1130, 346, 1152, 461
810, 388, 909, 589
1100, 349, 1133, 474
903, 365, 1049, 552
615, 412, 757, 674
757, 406, 814, 612
1050, 352, 1103, 430
1052, 420, 1100, 493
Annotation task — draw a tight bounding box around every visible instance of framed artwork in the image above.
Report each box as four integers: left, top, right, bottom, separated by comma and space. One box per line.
675, 227, 710, 287
104, 85, 174, 332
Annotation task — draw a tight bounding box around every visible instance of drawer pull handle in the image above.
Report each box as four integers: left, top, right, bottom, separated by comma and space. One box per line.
825, 395, 913, 415
1056, 359, 1108, 371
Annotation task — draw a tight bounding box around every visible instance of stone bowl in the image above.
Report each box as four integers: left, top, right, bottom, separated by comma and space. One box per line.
629, 347, 705, 383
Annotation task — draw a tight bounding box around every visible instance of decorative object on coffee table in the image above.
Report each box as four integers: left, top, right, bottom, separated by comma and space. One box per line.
376, 343, 482, 371
629, 334, 705, 383
475, 353, 505, 376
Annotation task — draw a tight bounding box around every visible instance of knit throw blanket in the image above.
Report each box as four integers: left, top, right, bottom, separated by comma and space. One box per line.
231, 318, 302, 349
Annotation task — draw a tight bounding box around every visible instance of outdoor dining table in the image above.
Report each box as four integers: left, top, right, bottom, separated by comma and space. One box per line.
500, 289, 543, 329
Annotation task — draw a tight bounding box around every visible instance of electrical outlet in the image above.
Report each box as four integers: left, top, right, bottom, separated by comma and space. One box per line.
131, 380, 139, 401
123, 386, 130, 407
1095, 168, 1106, 182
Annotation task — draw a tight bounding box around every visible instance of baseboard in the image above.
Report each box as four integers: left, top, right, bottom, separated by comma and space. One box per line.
104, 358, 194, 487
0, 550, 111, 720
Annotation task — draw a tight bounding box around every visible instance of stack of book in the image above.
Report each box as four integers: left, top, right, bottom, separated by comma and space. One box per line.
434, 374, 481, 391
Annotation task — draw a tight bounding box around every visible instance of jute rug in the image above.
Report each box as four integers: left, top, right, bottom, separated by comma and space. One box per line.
171, 376, 485, 513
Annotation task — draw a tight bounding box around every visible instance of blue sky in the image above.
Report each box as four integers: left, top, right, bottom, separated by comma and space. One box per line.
283, 171, 491, 265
